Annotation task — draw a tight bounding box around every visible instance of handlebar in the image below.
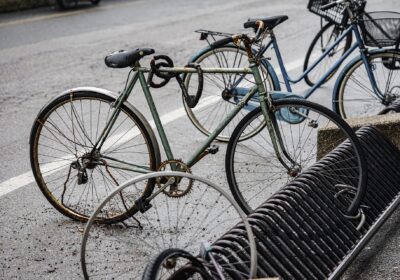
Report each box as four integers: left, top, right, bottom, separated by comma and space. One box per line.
320, 0, 367, 20
321, 1, 339, 11
321, 0, 366, 19
321, 0, 356, 11
210, 20, 265, 49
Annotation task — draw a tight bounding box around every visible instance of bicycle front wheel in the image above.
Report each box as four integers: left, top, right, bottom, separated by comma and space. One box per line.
334, 50, 400, 118
81, 171, 257, 280
30, 90, 160, 223
303, 22, 352, 87
142, 248, 212, 280
184, 46, 274, 142
226, 99, 366, 215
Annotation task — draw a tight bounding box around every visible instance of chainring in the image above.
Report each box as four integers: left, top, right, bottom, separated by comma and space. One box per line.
156, 159, 193, 198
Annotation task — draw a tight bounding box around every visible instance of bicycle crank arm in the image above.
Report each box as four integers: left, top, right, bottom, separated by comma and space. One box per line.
134, 177, 175, 213
188, 144, 219, 167
146, 177, 175, 201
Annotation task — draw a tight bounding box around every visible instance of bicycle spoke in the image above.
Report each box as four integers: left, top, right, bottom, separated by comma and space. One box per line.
338, 52, 400, 117
185, 47, 274, 141
81, 174, 255, 280
228, 101, 363, 213
32, 93, 155, 222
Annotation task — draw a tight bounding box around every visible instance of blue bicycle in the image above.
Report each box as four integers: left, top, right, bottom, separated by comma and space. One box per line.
185, 0, 400, 141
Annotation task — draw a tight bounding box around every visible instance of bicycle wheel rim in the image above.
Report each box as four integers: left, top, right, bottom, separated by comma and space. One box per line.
30, 92, 157, 222
184, 46, 273, 142
81, 171, 257, 279
337, 51, 400, 118
226, 99, 366, 216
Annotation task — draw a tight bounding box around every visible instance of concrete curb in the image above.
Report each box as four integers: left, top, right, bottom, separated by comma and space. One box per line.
318, 113, 400, 158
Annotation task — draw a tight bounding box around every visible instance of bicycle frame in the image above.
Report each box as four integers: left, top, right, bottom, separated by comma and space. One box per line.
90, 62, 292, 174
234, 18, 384, 102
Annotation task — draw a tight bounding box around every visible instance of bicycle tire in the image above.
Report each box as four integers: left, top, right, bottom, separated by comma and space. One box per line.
226, 98, 367, 216
142, 248, 212, 280
333, 49, 400, 118
184, 45, 276, 142
303, 22, 352, 87
30, 90, 160, 223
81, 171, 257, 280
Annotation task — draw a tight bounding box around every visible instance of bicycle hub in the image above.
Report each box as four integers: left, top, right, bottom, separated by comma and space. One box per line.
221, 89, 233, 101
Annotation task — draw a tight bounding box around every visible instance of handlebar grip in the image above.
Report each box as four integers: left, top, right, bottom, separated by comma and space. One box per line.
321, 1, 338, 11
210, 37, 233, 49
243, 20, 259, 30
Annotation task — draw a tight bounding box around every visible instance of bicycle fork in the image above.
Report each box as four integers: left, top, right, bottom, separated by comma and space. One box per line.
251, 63, 298, 175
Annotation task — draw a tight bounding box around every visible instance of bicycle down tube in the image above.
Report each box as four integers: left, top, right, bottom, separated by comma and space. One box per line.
137, 66, 257, 168
91, 59, 296, 174
91, 65, 254, 173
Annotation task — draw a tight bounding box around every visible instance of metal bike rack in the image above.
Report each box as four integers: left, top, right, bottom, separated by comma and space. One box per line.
379, 99, 400, 114
212, 125, 400, 279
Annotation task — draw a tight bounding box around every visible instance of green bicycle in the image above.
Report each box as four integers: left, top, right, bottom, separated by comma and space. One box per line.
29, 20, 367, 223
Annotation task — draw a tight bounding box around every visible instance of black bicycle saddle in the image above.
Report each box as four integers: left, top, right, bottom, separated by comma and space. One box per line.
244, 15, 289, 30
105, 48, 155, 68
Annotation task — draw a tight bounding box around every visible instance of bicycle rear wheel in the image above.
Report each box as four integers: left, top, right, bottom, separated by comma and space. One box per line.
81, 172, 257, 280
303, 22, 352, 87
30, 90, 160, 223
226, 99, 366, 215
184, 46, 274, 142
334, 50, 400, 118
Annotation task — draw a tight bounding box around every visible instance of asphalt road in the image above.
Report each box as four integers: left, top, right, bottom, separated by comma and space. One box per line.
0, 0, 399, 279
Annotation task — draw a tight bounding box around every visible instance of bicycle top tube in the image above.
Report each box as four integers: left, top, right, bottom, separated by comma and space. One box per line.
269, 23, 357, 86
136, 66, 253, 74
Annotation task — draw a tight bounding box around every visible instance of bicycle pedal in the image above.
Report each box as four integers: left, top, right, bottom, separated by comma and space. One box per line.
140, 203, 152, 213
135, 197, 152, 213
207, 145, 219, 155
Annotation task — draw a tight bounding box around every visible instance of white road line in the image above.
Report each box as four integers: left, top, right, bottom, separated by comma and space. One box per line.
0, 10, 88, 28
0, 96, 219, 197
0, 56, 307, 198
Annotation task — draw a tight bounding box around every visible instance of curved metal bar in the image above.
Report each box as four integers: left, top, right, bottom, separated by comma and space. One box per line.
81, 171, 257, 279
